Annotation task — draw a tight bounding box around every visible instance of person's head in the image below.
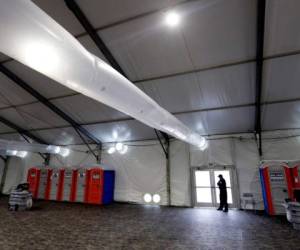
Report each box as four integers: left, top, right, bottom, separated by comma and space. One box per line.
218, 174, 223, 179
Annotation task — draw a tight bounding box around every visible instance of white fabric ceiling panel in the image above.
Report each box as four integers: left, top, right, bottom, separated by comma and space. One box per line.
263, 55, 300, 102
0, 73, 36, 108
32, 0, 85, 36
4, 61, 76, 99
77, 35, 108, 63
31, 127, 88, 145
100, 0, 256, 81
138, 62, 255, 113
99, 12, 194, 81
178, 0, 256, 69
85, 120, 156, 143
0, 104, 68, 130
262, 102, 300, 131
76, 0, 184, 29
176, 106, 254, 135
265, 0, 300, 56
0, 133, 27, 142
51, 94, 129, 124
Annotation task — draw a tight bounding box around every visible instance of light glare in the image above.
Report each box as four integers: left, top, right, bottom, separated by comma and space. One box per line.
120, 145, 128, 154
16, 151, 28, 158
108, 147, 116, 154
143, 193, 152, 203
153, 194, 161, 203
165, 12, 180, 27
115, 142, 123, 151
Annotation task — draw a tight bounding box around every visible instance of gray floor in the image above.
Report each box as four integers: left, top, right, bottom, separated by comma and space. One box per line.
0, 197, 299, 250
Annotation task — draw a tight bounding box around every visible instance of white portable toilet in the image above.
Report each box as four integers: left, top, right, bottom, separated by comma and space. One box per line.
63, 168, 73, 201
76, 168, 87, 202
49, 168, 60, 200
37, 168, 49, 199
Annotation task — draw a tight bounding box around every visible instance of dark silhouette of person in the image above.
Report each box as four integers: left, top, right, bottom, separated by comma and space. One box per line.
217, 174, 228, 212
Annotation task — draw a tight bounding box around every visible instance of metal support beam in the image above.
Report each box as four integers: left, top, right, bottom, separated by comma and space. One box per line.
154, 129, 171, 205
64, 0, 127, 77
0, 115, 47, 144
0, 65, 102, 152
254, 0, 266, 156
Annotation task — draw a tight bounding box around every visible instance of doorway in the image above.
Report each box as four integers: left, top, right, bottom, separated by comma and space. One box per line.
192, 166, 238, 208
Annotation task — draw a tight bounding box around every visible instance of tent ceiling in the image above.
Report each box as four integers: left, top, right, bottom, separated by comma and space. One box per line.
0, 0, 299, 145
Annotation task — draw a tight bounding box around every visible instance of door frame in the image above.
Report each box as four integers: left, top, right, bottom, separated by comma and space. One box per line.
191, 165, 240, 208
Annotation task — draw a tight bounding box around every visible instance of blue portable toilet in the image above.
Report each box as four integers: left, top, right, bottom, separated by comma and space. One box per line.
102, 170, 115, 204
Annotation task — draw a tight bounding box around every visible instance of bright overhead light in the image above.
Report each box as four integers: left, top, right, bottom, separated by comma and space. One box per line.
153, 194, 161, 204
165, 12, 180, 27
115, 142, 123, 151
46, 145, 61, 154
108, 147, 116, 154
198, 138, 208, 151
16, 151, 28, 158
6, 150, 18, 156
143, 193, 152, 203
60, 148, 70, 157
120, 145, 128, 154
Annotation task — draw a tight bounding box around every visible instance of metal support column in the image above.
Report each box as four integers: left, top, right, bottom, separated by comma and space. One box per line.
155, 129, 171, 206
254, 0, 266, 156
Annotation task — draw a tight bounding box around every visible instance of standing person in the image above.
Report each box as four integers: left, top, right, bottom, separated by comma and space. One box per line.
217, 174, 228, 212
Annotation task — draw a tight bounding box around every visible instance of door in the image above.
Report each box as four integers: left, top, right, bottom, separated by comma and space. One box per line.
38, 169, 49, 199
76, 169, 86, 202
86, 168, 103, 204
63, 169, 73, 201
49, 169, 60, 200
192, 167, 237, 208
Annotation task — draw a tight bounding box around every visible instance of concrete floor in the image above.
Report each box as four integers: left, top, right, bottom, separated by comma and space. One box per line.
0, 197, 299, 250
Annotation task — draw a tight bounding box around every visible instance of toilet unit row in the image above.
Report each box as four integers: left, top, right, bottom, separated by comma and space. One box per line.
27, 167, 115, 205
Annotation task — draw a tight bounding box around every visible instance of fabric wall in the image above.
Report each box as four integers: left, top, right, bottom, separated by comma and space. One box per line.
3, 130, 300, 209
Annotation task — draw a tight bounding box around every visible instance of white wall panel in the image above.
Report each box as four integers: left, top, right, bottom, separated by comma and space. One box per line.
265, 0, 300, 56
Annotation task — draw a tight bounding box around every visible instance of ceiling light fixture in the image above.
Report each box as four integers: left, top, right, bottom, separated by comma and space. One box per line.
165, 12, 180, 27
108, 147, 116, 154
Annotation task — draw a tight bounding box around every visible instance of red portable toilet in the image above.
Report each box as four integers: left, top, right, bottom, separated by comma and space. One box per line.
86, 168, 104, 204
38, 168, 51, 200
27, 167, 41, 199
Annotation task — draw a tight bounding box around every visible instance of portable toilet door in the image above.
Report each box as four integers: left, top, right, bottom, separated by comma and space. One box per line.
62, 169, 73, 202
49, 168, 61, 201
38, 168, 51, 199
75, 169, 87, 203
86, 168, 104, 204
27, 167, 41, 199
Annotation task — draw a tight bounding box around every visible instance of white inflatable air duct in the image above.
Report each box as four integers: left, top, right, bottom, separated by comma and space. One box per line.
0, 0, 207, 149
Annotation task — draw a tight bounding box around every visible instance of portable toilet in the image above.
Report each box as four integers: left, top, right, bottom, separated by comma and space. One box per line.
86, 168, 104, 204
62, 168, 74, 202
38, 168, 51, 199
49, 168, 64, 201
75, 168, 88, 203
27, 167, 41, 199
102, 170, 115, 204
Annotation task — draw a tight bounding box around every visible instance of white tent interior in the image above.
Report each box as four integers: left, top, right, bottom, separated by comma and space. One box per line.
0, 0, 300, 209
